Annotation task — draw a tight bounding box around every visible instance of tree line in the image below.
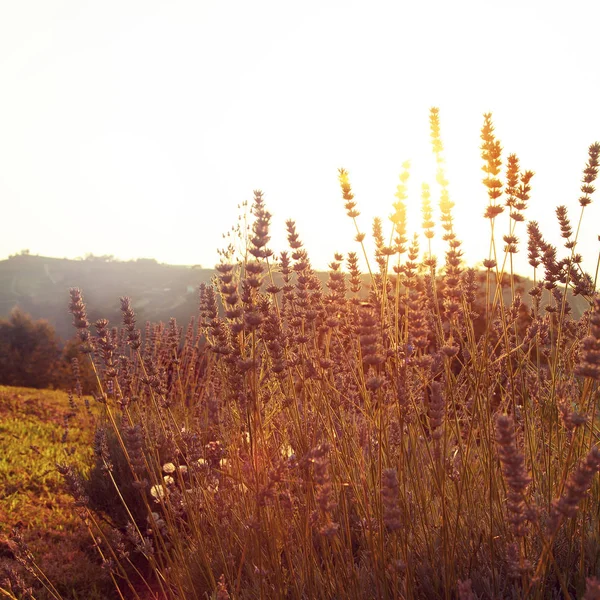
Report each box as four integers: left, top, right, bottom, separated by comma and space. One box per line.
0, 307, 95, 391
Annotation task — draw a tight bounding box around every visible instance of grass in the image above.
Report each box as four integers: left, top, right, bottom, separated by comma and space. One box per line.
0, 386, 115, 599
3, 109, 600, 599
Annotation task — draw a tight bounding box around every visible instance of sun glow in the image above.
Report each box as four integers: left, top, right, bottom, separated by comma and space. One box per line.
0, 1, 598, 279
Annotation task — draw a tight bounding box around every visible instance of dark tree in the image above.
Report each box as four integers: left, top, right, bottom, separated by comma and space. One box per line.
0, 307, 61, 388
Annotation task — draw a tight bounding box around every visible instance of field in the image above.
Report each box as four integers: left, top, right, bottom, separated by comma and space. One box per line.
2, 111, 600, 599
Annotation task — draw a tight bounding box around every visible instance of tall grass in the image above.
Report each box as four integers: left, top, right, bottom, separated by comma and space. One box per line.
6, 109, 600, 599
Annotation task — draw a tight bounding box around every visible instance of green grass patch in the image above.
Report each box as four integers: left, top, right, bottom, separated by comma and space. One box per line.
0, 386, 115, 599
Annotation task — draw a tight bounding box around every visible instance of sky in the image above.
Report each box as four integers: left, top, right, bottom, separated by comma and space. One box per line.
1, 0, 599, 278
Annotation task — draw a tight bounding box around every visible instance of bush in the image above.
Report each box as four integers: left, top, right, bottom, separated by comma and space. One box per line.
0, 308, 96, 394
0, 308, 61, 389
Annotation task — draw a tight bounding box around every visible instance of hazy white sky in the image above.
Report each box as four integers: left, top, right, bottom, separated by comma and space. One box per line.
1, 0, 599, 277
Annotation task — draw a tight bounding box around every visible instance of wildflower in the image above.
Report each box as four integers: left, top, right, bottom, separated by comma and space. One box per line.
148, 512, 163, 527
359, 308, 384, 366
68, 288, 90, 345
481, 113, 504, 217
506, 541, 531, 579
505, 153, 533, 227
119, 296, 141, 348
575, 296, 600, 381
248, 189, 273, 260
427, 117, 464, 323
216, 574, 231, 600
579, 142, 600, 207
381, 468, 402, 532
280, 444, 295, 459
93, 426, 113, 472
505, 154, 520, 208
557, 386, 587, 433
585, 577, 600, 600
56, 463, 89, 507
457, 579, 476, 600
346, 252, 362, 295
549, 446, 600, 533
162, 463, 176, 474
495, 415, 531, 537
338, 168, 359, 218
71, 357, 83, 399
150, 484, 166, 501
556, 205, 573, 243
310, 444, 338, 535
124, 424, 146, 478
421, 182, 435, 240
429, 381, 445, 462
429, 381, 445, 434
390, 161, 410, 256
461, 269, 477, 305
126, 522, 154, 556
1, 563, 34, 598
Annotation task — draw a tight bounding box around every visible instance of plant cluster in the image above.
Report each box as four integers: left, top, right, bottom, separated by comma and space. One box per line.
5, 110, 600, 600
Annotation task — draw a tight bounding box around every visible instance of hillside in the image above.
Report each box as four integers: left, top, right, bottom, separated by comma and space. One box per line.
0, 254, 592, 343
0, 255, 214, 341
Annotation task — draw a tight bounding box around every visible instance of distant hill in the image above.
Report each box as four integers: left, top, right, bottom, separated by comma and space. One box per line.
0, 254, 215, 341
0, 254, 592, 343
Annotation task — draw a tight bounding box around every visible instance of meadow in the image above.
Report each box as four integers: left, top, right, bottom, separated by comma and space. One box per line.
3, 109, 600, 599
0, 386, 114, 599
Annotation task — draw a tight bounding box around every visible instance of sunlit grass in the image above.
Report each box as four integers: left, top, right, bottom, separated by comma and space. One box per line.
0, 386, 114, 599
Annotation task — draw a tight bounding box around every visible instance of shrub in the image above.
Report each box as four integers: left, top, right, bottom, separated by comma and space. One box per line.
0, 308, 61, 389
0, 307, 96, 394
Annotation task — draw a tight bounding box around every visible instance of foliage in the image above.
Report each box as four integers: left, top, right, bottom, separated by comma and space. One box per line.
0, 309, 61, 389
0, 309, 95, 394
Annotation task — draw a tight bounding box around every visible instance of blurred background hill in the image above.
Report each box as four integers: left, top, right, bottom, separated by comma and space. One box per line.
0, 251, 591, 344
0, 252, 213, 341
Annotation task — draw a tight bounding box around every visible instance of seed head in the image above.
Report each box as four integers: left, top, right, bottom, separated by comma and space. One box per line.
575, 296, 600, 380
579, 142, 600, 207
381, 468, 402, 532
495, 415, 531, 537
69, 288, 90, 343
549, 445, 600, 533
